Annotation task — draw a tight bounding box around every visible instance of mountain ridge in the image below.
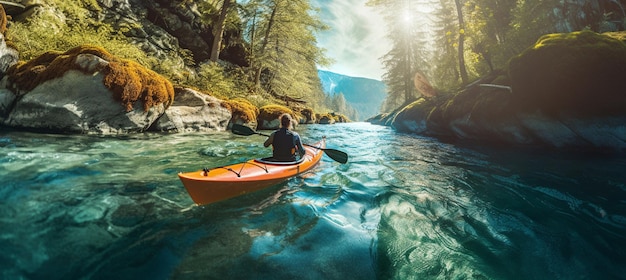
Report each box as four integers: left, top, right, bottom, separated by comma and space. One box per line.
317, 70, 387, 121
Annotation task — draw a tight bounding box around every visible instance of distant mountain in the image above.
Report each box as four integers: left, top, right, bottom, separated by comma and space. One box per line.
317, 70, 387, 121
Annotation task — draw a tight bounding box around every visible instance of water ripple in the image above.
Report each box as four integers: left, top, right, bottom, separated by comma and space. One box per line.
1, 124, 625, 279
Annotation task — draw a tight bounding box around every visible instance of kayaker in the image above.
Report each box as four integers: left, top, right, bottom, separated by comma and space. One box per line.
264, 113, 306, 162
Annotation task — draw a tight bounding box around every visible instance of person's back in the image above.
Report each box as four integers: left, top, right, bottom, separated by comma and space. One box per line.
272, 128, 298, 161
264, 113, 305, 162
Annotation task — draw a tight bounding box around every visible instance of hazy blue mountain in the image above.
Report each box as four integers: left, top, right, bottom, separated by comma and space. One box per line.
318, 70, 387, 121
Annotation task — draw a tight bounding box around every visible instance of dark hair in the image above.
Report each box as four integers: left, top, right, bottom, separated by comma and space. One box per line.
280, 113, 293, 129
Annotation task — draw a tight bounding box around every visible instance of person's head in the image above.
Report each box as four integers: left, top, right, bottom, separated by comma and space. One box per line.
279, 113, 294, 129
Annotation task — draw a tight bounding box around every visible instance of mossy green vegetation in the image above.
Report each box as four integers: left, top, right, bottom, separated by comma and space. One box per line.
298, 107, 315, 123
509, 30, 626, 116
258, 105, 295, 123
2, 0, 349, 122
6, 1, 158, 69
195, 63, 248, 99
8, 45, 175, 112
221, 98, 260, 124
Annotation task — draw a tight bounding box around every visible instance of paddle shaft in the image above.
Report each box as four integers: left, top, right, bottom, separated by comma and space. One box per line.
231, 124, 348, 163
256, 132, 325, 151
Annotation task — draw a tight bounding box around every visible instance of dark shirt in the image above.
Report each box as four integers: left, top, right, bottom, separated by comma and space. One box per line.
267, 128, 305, 162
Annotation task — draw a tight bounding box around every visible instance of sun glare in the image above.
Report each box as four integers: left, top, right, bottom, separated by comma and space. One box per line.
403, 10, 412, 24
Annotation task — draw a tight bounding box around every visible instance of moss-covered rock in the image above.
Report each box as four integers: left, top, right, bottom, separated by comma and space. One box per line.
257, 104, 294, 130
298, 107, 316, 124
509, 30, 626, 116
317, 113, 335, 125
384, 31, 626, 151
221, 97, 259, 128
391, 98, 434, 133
331, 112, 350, 123
150, 87, 231, 133
7, 45, 175, 112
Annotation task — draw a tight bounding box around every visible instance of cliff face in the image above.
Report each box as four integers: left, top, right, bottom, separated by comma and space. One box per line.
93, 0, 247, 66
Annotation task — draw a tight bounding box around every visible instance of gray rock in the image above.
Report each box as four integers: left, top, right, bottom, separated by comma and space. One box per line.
4, 70, 165, 134
0, 86, 16, 122
150, 88, 231, 133
0, 33, 18, 75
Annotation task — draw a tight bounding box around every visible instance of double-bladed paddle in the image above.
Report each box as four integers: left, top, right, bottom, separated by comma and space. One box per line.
231, 124, 348, 164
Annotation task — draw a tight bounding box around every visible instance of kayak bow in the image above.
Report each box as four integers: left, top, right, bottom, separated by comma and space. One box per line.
178, 138, 325, 205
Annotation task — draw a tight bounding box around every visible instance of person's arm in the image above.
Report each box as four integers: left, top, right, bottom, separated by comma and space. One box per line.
295, 135, 306, 157
264, 132, 275, 147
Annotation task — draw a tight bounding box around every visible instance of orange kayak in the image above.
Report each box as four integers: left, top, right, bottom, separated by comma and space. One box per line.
179, 138, 325, 205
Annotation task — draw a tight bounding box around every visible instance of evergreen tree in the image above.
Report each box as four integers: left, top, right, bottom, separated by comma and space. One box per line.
431, 0, 461, 90
368, 0, 433, 112
241, 0, 329, 105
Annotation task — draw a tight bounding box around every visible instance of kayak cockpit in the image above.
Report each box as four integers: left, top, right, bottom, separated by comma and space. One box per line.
254, 157, 306, 165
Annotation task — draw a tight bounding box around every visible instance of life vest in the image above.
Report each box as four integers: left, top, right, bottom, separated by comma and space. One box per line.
272, 128, 297, 161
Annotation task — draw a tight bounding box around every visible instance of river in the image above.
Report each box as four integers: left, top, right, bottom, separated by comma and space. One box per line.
1, 123, 625, 279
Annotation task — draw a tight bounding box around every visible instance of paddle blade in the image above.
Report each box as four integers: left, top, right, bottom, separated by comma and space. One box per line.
231, 124, 256, 136
323, 149, 348, 164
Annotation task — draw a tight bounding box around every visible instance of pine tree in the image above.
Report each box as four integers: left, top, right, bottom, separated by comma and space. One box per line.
368, 0, 433, 112
241, 0, 329, 104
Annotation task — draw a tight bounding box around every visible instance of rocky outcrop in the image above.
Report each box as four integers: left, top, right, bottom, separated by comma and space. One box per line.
221, 98, 259, 129
0, 42, 230, 134
383, 31, 626, 152
150, 87, 231, 133
318, 115, 336, 125
4, 69, 165, 134
93, 0, 247, 66
257, 105, 294, 130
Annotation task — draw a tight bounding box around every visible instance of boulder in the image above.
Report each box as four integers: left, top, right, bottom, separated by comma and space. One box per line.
299, 108, 316, 124
0, 86, 15, 122
4, 69, 165, 134
318, 114, 335, 125
509, 30, 626, 117
221, 98, 259, 129
257, 105, 294, 130
385, 31, 626, 152
150, 88, 231, 132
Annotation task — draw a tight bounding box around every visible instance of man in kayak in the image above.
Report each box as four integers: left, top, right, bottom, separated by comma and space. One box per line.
264, 113, 306, 162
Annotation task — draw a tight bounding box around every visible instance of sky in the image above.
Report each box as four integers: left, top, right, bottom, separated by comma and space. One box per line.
311, 0, 391, 81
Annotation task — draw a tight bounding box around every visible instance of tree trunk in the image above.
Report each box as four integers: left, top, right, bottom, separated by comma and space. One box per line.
254, 1, 278, 88
210, 0, 235, 62
454, 0, 469, 84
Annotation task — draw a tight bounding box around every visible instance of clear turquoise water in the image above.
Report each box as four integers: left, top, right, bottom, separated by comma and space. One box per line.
1, 123, 625, 279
